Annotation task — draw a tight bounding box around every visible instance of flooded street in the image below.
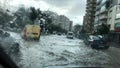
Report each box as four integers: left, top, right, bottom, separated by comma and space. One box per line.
1, 0, 120, 68
8, 32, 120, 68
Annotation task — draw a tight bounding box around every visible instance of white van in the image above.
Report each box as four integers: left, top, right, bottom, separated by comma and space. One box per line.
66, 32, 74, 39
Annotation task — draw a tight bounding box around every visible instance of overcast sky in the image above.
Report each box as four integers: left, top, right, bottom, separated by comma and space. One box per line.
8, 0, 86, 25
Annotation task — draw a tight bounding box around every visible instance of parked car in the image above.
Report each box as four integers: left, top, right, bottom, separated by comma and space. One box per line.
84, 35, 109, 49
66, 32, 74, 39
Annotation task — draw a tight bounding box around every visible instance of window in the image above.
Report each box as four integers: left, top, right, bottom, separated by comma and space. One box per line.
116, 13, 120, 19
100, 5, 106, 13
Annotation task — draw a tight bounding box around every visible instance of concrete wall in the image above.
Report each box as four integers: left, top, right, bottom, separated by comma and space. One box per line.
107, 5, 120, 31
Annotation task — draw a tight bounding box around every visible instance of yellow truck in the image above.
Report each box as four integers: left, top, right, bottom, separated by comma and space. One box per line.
23, 24, 41, 40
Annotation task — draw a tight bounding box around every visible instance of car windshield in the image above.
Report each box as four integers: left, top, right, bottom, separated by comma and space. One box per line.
0, 0, 120, 68
68, 33, 73, 35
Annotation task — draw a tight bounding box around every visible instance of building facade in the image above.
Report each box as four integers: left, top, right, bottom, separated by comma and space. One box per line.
107, 5, 120, 31
94, 0, 111, 28
83, 0, 96, 33
107, 3, 120, 43
94, 0, 120, 43
94, 0, 120, 28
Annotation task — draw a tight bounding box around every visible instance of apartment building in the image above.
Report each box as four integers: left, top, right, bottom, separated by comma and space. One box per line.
94, 0, 120, 43
94, 0, 111, 28
108, 5, 120, 31
95, 0, 120, 28
107, 3, 120, 43
83, 0, 96, 33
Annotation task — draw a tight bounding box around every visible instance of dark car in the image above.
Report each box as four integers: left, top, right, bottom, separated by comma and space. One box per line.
84, 35, 109, 49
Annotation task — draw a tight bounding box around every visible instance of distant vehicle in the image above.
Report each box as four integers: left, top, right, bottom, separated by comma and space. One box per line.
57, 32, 62, 35
84, 35, 109, 49
66, 32, 74, 39
23, 24, 41, 40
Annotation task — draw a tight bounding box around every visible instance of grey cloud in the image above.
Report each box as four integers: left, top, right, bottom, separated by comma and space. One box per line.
41, 0, 75, 8
39, 0, 86, 16
39, 0, 86, 25
67, 0, 86, 16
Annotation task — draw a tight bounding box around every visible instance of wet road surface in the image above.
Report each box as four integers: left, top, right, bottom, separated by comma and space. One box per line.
9, 32, 120, 68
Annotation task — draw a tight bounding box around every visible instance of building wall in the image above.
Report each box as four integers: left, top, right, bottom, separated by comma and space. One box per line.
118, 0, 120, 4
107, 5, 120, 31
95, 0, 109, 27
107, 6, 116, 31
94, 0, 120, 31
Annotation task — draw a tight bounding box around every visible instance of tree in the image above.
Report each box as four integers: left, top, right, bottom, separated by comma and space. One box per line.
81, 28, 86, 33
29, 7, 38, 24
73, 24, 82, 37
97, 24, 110, 35
14, 6, 32, 28
0, 8, 13, 27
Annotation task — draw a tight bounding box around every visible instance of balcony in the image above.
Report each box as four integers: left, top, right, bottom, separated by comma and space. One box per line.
95, 11, 100, 15
96, 6, 101, 10
86, 9, 90, 13
90, 0, 96, 4
94, 20, 99, 25
99, 14, 108, 20
95, 17, 99, 22
88, 7, 96, 12
100, 9, 108, 14
86, 5, 89, 9
88, 8, 93, 11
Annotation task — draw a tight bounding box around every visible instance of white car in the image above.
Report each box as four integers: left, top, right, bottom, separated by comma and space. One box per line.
66, 32, 74, 39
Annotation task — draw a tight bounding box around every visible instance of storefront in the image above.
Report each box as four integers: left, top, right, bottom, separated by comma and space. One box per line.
115, 22, 120, 32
